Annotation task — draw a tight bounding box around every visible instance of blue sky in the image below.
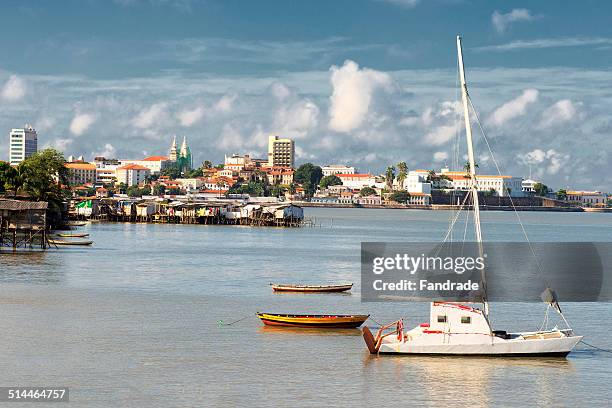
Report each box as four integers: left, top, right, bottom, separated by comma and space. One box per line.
1, 0, 611, 190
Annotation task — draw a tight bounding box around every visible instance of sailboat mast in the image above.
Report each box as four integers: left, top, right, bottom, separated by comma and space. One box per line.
457, 35, 488, 315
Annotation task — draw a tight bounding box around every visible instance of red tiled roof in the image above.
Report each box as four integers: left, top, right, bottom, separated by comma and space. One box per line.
337, 173, 373, 178
143, 156, 168, 161
118, 164, 150, 171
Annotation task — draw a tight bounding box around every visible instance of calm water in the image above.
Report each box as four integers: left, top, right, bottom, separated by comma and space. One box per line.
1, 208, 611, 407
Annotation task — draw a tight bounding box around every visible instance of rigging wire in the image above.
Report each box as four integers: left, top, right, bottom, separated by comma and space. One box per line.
466, 94, 547, 279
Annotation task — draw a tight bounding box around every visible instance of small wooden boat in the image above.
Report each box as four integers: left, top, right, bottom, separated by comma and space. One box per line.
271, 283, 353, 293
67, 222, 87, 227
55, 233, 90, 238
257, 313, 368, 328
48, 239, 93, 246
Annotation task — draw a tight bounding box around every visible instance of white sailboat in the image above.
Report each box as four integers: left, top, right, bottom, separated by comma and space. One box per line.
362, 36, 583, 356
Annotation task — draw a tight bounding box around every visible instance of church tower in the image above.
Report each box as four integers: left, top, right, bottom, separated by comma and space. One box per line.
177, 136, 193, 171
169, 136, 178, 161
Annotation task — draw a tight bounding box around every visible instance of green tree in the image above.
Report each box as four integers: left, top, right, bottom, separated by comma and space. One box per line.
463, 161, 479, 173
396, 162, 408, 189
185, 168, 202, 178
160, 163, 181, 179
228, 181, 266, 197
556, 189, 567, 200
271, 184, 287, 198
385, 166, 396, 190
533, 182, 549, 196
0, 161, 20, 195
126, 186, 141, 197
319, 175, 342, 189
153, 184, 166, 196
19, 149, 68, 203
359, 186, 377, 197
389, 190, 410, 204
294, 163, 323, 197
202, 160, 213, 169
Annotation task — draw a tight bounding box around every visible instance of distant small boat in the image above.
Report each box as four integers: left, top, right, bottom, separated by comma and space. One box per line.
48, 239, 93, 246
55, 233, 90, 238
271, 283, 353, 293
257, 313, 368, 328
67, 221, 87, 227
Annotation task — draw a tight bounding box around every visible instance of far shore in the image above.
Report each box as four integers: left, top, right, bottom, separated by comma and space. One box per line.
294, 201, 598, 212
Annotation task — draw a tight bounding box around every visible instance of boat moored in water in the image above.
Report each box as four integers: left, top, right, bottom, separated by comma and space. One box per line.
258, 313, 368, 328
55, 233, 90, 238
48, 239, 93, 246
362, 35, 583, 358
270, 283, 353, 293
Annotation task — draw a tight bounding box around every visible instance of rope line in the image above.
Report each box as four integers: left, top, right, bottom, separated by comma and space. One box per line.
579, 339, 612, 353
217, 314, 252, 327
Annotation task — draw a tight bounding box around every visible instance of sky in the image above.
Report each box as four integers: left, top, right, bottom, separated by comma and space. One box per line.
1, 0, 611, 191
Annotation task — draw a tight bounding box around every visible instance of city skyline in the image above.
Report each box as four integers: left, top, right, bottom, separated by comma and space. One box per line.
1, 1, 611, 190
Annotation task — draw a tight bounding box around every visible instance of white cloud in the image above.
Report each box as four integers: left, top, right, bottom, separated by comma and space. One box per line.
178, 106, 205, 127
69, 113, 97, 136
215, 93, 237, 113
270, 82, 291, 101
492, 9, 536, 34
1, 75, 27, 100
378, 0, 419, 8
488, 89, 539, 127
433, 151, 449, 162
93, 143, 116, 158
539, 99, 578, 128
47, 138, 73, 152
133, 103, 168, 129
425, 124, 460, 146
328, 60, 392, 133
476, 37, 612, 52
274, 99, 319, 138
519, 148, 570, 176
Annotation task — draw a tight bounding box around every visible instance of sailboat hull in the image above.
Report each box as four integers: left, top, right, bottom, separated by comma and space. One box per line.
377, 332, 582, 356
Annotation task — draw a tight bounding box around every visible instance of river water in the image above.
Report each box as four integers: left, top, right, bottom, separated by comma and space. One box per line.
0, 208, 611, 407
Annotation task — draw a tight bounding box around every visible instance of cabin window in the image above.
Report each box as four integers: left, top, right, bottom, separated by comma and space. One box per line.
437, 315, 447, 323
461, 316, 471, 324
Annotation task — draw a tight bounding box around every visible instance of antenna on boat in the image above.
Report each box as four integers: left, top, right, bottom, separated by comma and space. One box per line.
456, 35, 489, 317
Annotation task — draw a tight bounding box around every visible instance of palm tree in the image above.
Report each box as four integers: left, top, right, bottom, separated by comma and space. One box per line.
396, 162, 408, 189
463, 161, 479, 173
385, 166, 396, 190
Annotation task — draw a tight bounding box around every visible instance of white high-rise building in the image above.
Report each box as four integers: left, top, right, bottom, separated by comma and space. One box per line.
9, 125, 38, 165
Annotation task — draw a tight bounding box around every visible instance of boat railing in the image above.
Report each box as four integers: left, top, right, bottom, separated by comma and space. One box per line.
374, 319, 405, 349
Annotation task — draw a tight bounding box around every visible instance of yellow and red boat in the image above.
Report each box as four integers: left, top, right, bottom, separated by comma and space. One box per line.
257, 313, 368, 328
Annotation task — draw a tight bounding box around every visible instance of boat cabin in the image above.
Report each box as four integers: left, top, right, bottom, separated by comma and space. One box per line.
428, 302, 491, 334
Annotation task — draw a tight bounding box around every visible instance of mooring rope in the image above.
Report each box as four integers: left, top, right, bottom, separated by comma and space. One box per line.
579, 339, 612, 353
217, 314, 252, 327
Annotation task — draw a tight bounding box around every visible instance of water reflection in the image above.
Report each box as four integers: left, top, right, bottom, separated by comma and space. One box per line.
0, 250, 66, 284
362, 354, 573, 407
258, 325, 362, 337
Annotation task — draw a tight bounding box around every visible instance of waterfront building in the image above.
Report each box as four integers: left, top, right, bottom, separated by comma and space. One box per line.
438, 169, 525, 197
267, 135, 294, 168
566, 190, 607, 206
175, 178, 204, 192
266, 168, 294, 185
94, 157, 119, 185
322, 164, 355, 177
225, 154, 254, 173
119, 156, 171, 175
336, 173, 376, 190
355, 195, 382, 205
403, 171, 432, 194
522, 178, 539, 194
8, 125, 37, 165
65, 162, 97, 185
116, 163, 150, 187
407, 192, 431, 205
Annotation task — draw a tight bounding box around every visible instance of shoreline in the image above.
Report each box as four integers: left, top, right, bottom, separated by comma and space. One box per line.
294, 201, 587, 212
